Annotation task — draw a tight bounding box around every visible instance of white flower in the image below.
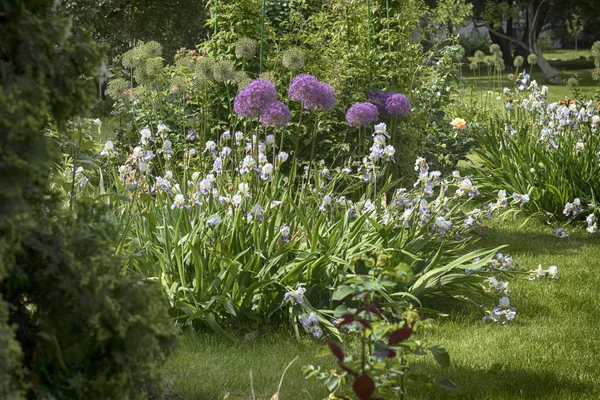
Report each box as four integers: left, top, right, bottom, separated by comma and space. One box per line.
266, 134, 275, 145
205, 140, 217, 153
172, 193, 186, 209
238, 182, 250, 197
374, 122, 387, 133
499, 297, 510, 309
132, 146, 144, 159
157, 123, 171, 137
93, 118, 102, 127
140, 127, 153, 144
207, 215, 221, 227
138, 161, 149, 173
100, 140, 116, 156
547, 265, 558, 279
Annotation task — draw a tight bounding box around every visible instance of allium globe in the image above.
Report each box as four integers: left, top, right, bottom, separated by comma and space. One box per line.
367, 90, 394, 115
260, 101, 292, 127
346, 102, 379, 127
289, 74, 336, 110
385, 94, 410, 117
234, 79, 278, 118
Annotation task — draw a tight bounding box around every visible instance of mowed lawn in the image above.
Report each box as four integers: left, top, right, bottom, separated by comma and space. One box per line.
159, 216, 600, 399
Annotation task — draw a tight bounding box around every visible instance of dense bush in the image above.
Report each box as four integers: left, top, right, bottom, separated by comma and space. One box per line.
0, 1, 176, 397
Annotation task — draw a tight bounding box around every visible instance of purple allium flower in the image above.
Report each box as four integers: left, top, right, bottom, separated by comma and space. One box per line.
346, 102, 379, 127
367, 90, 394, 115
289, 74, 336, 111
385, 94, 410, 117
289, 74, 319, 103
312, 82, 336, 110
234, 79, 278, 118
260, 101, 292, 127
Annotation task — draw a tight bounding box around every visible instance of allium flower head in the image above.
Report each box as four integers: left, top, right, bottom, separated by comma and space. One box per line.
385, 94, 410, 117
260, 101, 291, 127
513, 55, 524, 68
282, 47, 305, 71
527, 53, 538, 65
212, 59, 236, 82
346, 102, 379, 127
289, 74, 336, 110
234, 79, 278, 118
489, 44, 501, 54
367, 90, 394, 115
235, 37, 257, 59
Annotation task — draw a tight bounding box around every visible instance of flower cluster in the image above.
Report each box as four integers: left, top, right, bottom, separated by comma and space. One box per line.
528, 265, 559, 280
298, 313, 322, 338
234, 79, 279, 118
345, 102, 379, 127
367, 123, 395, 163
289, 74, 336, 111
483, 297, 516, 324
366, 90, 411, 117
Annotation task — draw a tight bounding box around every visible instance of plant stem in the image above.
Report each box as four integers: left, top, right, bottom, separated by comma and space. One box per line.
309, 114, 319, 164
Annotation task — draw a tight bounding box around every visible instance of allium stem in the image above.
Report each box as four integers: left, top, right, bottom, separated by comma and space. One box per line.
291, 107, 303, 186
309, 114, 319, 165
255, 120, 261, 163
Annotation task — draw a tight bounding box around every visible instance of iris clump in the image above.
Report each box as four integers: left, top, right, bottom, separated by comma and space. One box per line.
288, 74, 336, 111
385, 94, 411, 117
345, 102, 379, 127
260, 101, 291, 127
234, 79, 278, 117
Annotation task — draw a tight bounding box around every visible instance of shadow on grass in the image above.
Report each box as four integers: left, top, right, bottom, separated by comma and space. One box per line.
472, 220, 600, 258
412, 363, 598, 400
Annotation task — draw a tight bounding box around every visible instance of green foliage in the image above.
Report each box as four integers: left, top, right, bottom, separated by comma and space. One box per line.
4, 203, 177, 399
303, 266, 455, 399
63, 0, 210, 60
474, 83, 600, 221
0, 1, 176, 397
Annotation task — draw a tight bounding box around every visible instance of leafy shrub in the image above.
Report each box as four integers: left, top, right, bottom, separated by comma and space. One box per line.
303, 257, 455, 398
0, 1, 176, 397
4, 203, 177, 399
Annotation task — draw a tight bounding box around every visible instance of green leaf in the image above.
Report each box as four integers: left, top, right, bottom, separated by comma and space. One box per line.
489, 362, 505, 373
435, 378, 457, 390
332, 285, 355, 301
429, 345, 450, 368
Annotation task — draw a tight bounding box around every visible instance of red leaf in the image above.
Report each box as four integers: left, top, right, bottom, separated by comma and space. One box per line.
388, 327, 412, 345
386, 350, 397, 358
339, 313, 355, 326
357, 318, 372, 330
339, 363, 358, 377
328, 341, 344, 362
353, 373, 375, 400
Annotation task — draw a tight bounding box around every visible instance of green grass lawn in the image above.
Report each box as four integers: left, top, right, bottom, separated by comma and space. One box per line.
158, 216, 600, 399
544, 48, 591, 60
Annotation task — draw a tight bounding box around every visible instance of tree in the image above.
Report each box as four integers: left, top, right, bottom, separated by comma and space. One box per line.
566, 12, 584, 51
63, 0, 210, 60
0, 1, 176, 397
470, 0, 560, 83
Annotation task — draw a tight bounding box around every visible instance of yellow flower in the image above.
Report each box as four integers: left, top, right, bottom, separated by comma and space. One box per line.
450, 117, 467, 130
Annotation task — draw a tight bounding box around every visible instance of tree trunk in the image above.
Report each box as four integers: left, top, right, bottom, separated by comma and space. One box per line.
527, 0, 560, 83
